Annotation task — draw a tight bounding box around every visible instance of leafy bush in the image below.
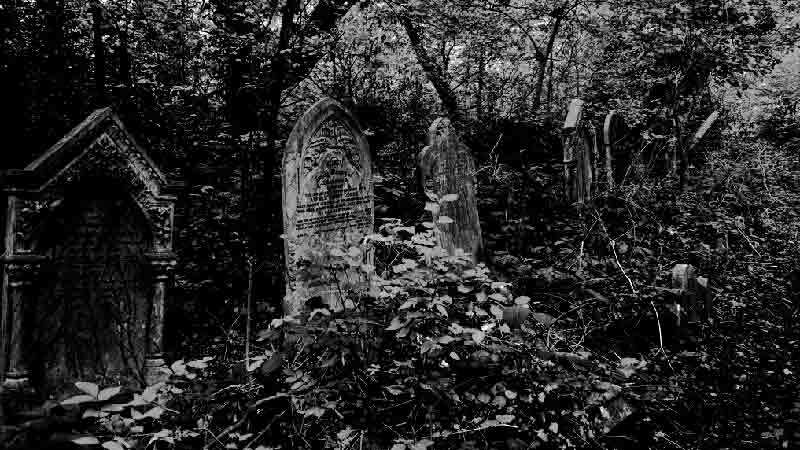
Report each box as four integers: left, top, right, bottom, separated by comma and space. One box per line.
56, 205, 636, 449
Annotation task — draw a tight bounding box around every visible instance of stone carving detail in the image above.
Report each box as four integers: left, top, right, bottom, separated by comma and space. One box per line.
0, 108, 177, 390
282, 98, 373, 314
293, 118, 369, 235
10, 128, 174, 254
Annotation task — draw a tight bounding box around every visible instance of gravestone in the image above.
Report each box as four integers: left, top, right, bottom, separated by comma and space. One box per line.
671, 264, 697, 326
282, 98, 374, 315
696, 276, 713, 322
0, 108, 177, 392
418, 117, 482, 261
562, 99, 594, 203
603, 111, 633, 186
587, 124, 601, 191
671, 264, 712, 326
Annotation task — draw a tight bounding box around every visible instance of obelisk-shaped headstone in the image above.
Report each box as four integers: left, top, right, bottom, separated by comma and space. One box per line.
418, 118, 482, 261
282, 98, 374, 314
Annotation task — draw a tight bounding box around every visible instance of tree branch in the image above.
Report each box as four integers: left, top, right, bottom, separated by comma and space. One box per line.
400, 16, 463, 126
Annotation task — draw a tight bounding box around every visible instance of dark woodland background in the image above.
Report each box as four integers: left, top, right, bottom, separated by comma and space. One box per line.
3, 0, 800, 449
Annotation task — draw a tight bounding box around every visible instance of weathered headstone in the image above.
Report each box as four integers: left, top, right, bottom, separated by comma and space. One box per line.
671, 264, 697, 326
282, 98, 374, 315
562, 99, 594, 203
603, 111, 633, 186
0, 108, 177, 392
696, 276, 713, 322
671, 264, 712, 326
418, 117, 482, 261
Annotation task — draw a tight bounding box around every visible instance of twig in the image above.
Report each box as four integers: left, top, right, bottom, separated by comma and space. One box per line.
243, 409, 287, 449
593, 210, 669, 361
435, 423, 518, 438
245, 257, 254, 382
610, 238, 637, 295
734, 224, 762, 258
203, 394, 290, 449
649, 298, 665, 355
546, 299, 600, 349
593, 210, 636, 295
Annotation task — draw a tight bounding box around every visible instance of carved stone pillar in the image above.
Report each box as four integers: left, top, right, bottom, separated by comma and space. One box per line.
1, 254, 46, 389
144, 252, 175, 385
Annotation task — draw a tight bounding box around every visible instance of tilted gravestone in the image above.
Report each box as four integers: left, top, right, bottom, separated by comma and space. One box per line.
418, 117, 482, 261
687, 111, 720, 154
0, 108, 177, 392
562, 99, 595, 203
282, 98, 374, 315
603, 111, 633, 186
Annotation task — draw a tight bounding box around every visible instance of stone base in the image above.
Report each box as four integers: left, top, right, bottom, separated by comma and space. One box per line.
144, 357, 168, 386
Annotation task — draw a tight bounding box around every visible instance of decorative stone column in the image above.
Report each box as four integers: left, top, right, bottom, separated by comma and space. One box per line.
1, 254, 46, 390
143, 252, 175, 385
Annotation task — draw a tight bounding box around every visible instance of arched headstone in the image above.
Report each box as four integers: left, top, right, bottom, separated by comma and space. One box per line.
282, 98, 374, 314
0, 108, 177, 391
418, 118, 482, 261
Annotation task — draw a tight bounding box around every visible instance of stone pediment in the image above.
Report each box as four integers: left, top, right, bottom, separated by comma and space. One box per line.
1, 108, 177, 254
3, 107, 169, 198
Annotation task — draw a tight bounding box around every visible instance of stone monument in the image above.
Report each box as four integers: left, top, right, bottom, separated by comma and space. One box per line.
0, 108, 177, 392
418, 117, 482, 261
282, 98, 374, 315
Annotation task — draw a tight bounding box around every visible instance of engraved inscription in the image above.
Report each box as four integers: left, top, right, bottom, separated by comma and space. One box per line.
293, 119, 371, 239
282, 100, 374, 313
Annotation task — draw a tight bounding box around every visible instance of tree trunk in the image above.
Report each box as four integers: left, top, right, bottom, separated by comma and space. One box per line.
531, 8, 565, 113
672, 111, 686, 187
229, 45, 251, 253
118, 27, 130, 88
38, 0, 67, 142
476, 49, 485, 121
92, 1, 106, 106
546, 58, 554, 109
0, 0, 23, 167
255, 0, 300, 264
401, 16, 462, 126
